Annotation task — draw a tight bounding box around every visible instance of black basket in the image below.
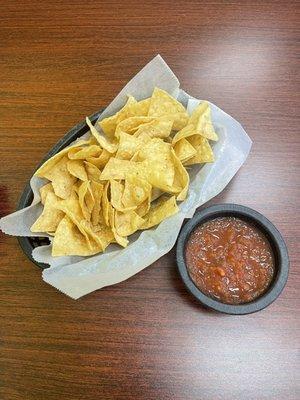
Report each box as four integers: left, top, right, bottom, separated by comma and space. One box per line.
17, 110, 103, 269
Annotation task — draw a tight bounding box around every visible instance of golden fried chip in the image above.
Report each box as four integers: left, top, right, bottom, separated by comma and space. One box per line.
56, 188, 81, 214
31, 192, 64, 233
78, 181, 95, 221
127, 98, 150, 116
113, 231, 129, 247
101, 182, 111, 227
86, 148, 111, 169
173, 138, 197, 164
109, 180, 133, 213
116, 131, 151, 160
98, 95, 137, 137
137, 137, 171, 162
80, 220, 114, 252
34, 140, 90, 178
114, 210, 144, 237
55, 190, 99, 253
86, 117, 118, 153
143, 159, 175, 191
171, 149, 190, 201
183, 136, 214, 165
141, 196, 179, 229
68, 145, 101, 160
109, 208, 129, 247
172, 124, 195, 145
189, 101, 218, 141
39, 183, 54, 205
137, 139, 175, 190
136, 199, 151, 217
134, 115, 174, 138
110, 180, 124, 211
56, 190, 83, 228
52, 216, 97, 257
67, 159, 88, 181
90, 181, 103, 226
115, 116, 154, 138
148, 87, 189, 130
100, 158, 142, 180
172, 121, 215, 165
42, 156, 77, 199
116, 132, 142, 160
84, 161, 102, 182
122, 174, 152, 208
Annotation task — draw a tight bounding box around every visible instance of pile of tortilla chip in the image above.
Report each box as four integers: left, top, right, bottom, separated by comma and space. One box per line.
31, 88, 218, 256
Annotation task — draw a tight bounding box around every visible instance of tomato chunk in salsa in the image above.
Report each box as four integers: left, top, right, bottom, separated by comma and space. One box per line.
185, 217, 275, 304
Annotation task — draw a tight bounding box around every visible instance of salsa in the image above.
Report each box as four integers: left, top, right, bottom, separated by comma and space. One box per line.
185, 217, 275, 304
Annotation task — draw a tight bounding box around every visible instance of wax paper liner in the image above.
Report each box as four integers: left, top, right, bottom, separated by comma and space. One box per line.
0, 55, 252, 299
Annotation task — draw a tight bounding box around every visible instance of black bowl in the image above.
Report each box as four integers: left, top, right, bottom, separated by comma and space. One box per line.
17, 109, 103, 269
176, 204, 289, 315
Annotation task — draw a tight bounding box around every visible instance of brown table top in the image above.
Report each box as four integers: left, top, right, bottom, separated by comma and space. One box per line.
0, 1, 299, 399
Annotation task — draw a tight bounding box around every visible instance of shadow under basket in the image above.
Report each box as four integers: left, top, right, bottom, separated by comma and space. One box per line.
17, 110, 103, 269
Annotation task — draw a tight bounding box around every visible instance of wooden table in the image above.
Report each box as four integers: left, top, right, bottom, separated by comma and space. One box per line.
1, 1, 299, 399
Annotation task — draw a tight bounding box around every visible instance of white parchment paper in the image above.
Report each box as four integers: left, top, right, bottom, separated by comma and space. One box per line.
0, 55, 252, 299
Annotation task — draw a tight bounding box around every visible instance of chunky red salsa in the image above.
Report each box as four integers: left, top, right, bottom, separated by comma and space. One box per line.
185, 217, 275, 304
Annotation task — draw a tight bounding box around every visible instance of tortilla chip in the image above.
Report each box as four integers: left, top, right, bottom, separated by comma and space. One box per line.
101, 181, 111, 226
52, 216, 98, 256
90, 181, 103, 226
137, 137, 171, 162
172, 124, 195, 145
173, 137, 197, 164
148, 87, 189, 130
67, 159, 88, 181
39, 183, 54, 205
68, 145, 101, 160
98, 95, 137, 137
31, 192, 64, 232
42, 156, 77, 199
137, 139, 175, 190
133, 115, 174, 139
109, 208, 129, 247
110, 180, 124, 211
78, 181, 95, 221
122, 174, 152, 208
171, 149, 190, 201
84, 161, 102, 182
116, 132, 141, 160
86, 149, 111, 169
189, 101, 218, 141
141, 196, 179, 229
115, 116, 154, 138
100, 158, 142, 181
86, 117, 118, 153
184, 136, 214, 165
116, 131, 151, 161
56, 190, 100, 251
56, 190, 83, 227
80, 220, 114, 252
114, 210, 144, 237
34, 139, 90, 178
127, 98, 150, 116
136, 199, 151, 217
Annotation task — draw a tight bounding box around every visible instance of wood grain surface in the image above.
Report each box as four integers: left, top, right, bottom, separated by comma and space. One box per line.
0, 1, 299, 399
